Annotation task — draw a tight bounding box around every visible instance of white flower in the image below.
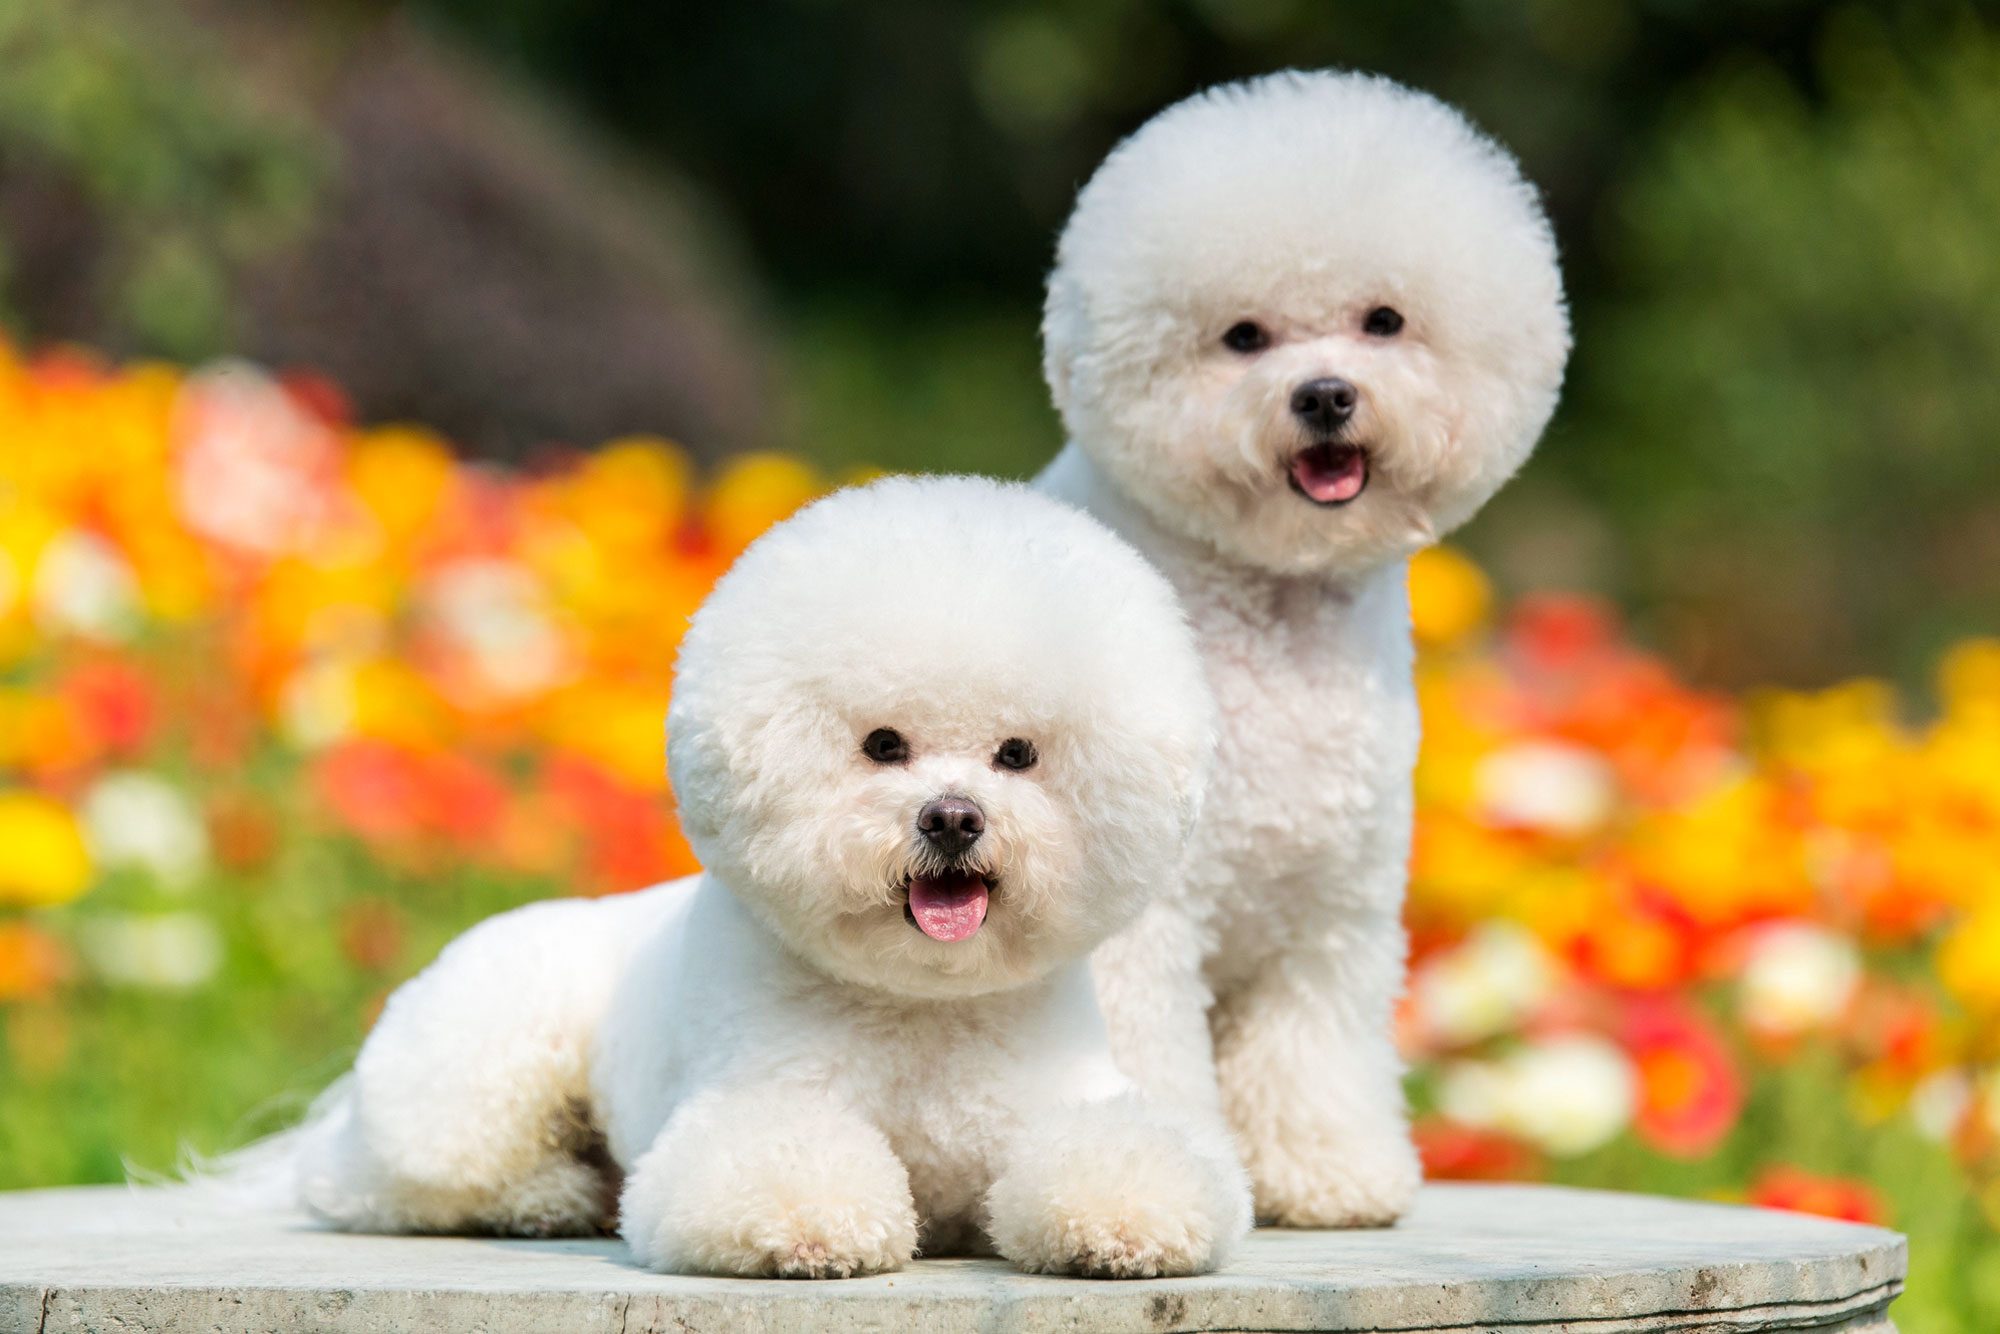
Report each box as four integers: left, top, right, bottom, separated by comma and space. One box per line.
1410, 922, 1555, 1048
1436, 1059, 1508, 1128
1437, 1034, 1636, 1157
1475, 741, 1616, 835
420, 560, 570, 701
1737, 922, 1861, 1038
32, 531, 140, 642
1910, 1068, 1973, 1142
172, 362, 335, 556
79, 912, 224, 990
81, 771, 211, 891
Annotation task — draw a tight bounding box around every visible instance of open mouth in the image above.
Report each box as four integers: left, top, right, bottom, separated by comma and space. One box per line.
1287, 441, 1369, 506
902, 870, 993, 942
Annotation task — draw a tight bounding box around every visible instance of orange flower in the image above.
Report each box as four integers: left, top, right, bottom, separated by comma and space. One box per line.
339, 899, 407, 972
0, 922, 70, 1002
1562, 888, 1701, 993
205, 792, 280, 873
1746, 1165, 1888, 1226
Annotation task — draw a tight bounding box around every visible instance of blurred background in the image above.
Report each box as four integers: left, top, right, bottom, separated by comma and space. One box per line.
0, 1, 1995, 1330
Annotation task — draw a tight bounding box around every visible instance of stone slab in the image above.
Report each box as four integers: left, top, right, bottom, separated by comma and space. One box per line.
0, 1182, 1903, 1333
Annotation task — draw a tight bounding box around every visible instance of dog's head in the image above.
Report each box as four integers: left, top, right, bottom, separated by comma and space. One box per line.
1044, 70, 1570, 579
667, 475, 1213, 999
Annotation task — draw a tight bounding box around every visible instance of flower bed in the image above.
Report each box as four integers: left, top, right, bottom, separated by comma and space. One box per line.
0, 345, 1994, 1330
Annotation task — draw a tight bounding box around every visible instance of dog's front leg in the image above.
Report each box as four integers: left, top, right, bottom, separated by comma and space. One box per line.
985, 1092, 1251, 1277
1212, 902, 1420, 1227
1091, 900, 1225, 1116
618, 1085, 917, 1277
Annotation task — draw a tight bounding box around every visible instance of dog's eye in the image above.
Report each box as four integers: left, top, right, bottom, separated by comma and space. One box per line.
1221, 321, 1270, 354
1362, 306, 1404, 337
862, 728, 909, 764
993, 738, 1038, 772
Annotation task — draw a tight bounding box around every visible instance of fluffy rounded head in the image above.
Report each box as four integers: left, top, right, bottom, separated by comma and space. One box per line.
667, 475, 1214, 999
1044, 70, 1570, 577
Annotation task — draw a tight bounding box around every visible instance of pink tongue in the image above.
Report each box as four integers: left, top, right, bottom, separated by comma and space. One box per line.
1291, 444, 1368, 504
908, 873, 989, 942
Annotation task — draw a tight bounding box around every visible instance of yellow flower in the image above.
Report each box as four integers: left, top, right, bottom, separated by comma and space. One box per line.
347, 658, 451, 749
1409, 545, 1492, 651
1941, 638, 2000, 721
348, 427, 457, 547
0, 791, 94, 907
576, 436, 694, 549
1940, 905, 2000, 1016
539, 681, 674, 789
1627, 778, 1811, 928
704, 453, 826, 557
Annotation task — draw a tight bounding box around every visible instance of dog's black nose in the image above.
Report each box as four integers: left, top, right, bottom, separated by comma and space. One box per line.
917, 796, 985, 856
1290, 377, 1358, 432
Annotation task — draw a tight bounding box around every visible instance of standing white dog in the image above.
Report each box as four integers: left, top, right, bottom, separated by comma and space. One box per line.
281, 476, 1250, 1278
1038, 70, 1571, 1226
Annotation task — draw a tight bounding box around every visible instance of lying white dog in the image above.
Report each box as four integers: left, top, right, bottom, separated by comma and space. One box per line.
1038, 71, 1571, 1226
281, 476, 1249, 1278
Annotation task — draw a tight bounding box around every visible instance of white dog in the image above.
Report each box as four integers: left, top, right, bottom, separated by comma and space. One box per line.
279, 475, 1250, 1278
1037, 70, 1571, 1226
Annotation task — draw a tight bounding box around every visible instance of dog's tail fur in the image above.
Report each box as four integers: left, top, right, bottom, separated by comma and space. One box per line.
161, 1075, 354, 1214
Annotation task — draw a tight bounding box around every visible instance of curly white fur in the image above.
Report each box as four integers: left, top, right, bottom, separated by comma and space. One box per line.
1037, 70, 1571, 1226
277, 475, 1250, 1277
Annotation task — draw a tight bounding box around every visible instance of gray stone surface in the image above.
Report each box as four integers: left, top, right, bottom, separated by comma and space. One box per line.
0, 1182, 1902, 1333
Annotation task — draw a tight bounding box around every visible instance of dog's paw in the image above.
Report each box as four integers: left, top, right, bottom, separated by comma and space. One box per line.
691, 1200, 915, 1279
483, 1153, 621, 1238
1244, 1122, 1420, 1228
987, 1098, 1251, 1278
621, 1093, 919, 1278
1001, 1207, 1215, 1279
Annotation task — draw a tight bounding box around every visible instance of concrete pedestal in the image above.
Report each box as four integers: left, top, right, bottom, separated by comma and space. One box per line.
0, 1181, 1903, 1333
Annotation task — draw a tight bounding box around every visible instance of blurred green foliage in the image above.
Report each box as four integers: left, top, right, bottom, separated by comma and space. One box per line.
1563, 9, 2000, 685
1, 835, 550, 1187
0, 0, 323, 359
0, 0, 1993, 676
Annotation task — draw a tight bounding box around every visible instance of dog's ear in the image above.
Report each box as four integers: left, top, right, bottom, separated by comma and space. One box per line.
664, 703, 726, 846
1040, 269, 1087, 419
1176, 719, 1216, 845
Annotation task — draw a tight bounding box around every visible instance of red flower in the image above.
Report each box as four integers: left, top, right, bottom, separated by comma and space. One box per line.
1506, 594, 1620, 677
1747, 1166, 1888, 1225
312, 740, 507, 854
278, 370, 353, 430
314, 741, 431, 845
1621, 997, 1744, 1157
1415, 1118, 1543, 1182
544, 755, 700, 894
58, 657, 156, 758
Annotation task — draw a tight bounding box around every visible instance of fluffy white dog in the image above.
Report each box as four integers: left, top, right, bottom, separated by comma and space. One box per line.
279, 475, 1250, 1278
1037, 71, 1571, 1226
